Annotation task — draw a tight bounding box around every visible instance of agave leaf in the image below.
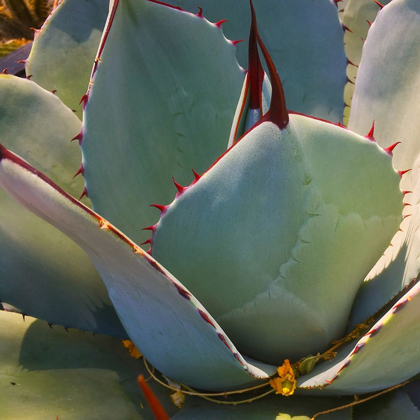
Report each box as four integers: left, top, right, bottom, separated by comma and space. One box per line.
349, 0, 420, 176
0, 145, 277, 390
342, 0, 391, 66
172, 393, 352, 420
228, 73, 271, 148
81, 0, 244, 246
298, 281, 420, 394
348, 152, 420, 326
26, 0, 109, 115
341, 0, 391, 115
0, 75, 124, 337
0, 311, 176, 420
152, 110, 402, 365
347, 0, 420, 325
227, 18, 271, 148
151, 15, 400, 366
337, 0, 350, 13
166, 0, 347, 122
353, 388, 420, 420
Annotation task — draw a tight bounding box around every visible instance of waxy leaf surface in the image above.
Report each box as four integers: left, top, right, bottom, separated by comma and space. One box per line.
0, 311, 177, 420
0, 76, 124, 336
153, 114, 402, 365
82, 0, 244, 246
299, 280, 420, 394
27, 0, 109, 115
348, 0, 420, 324
0, 146, 276, 391
167, 0, 347, 122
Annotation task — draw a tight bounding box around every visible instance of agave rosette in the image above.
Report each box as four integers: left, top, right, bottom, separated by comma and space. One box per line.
1, 0, 420, 418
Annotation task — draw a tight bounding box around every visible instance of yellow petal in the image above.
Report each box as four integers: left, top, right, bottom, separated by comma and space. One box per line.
270, 360, 297, 396
122, 340, 142, 359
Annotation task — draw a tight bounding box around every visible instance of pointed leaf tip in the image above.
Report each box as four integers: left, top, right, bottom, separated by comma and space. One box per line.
248, 8, 264, 111
249, 0, 288, 129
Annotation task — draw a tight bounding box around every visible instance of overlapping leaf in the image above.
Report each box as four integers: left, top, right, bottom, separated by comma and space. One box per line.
0, 75, 124, 336
167, 0, 347, 122
0, 145, 277, 390
82, 0, 244, 246
0, 312, 177, 420
299, 280, 420, 394
348, 0, 420, 324
26, 0, 109, 115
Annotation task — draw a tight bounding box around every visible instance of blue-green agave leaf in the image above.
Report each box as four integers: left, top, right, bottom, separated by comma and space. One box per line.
26, 0, 109, 115
227, 19, 271, 148
347, 0, 420, 325
353, 388, 420, 420
0, 145, 277, 391
151, 24, 402, 365
349, 152, 420, 326
298, 281, 420, 394
341, 0, 391, 117
152, 112, 402, 366
341, 0, 391, 66
172, 393, 352, 420
0, 311, 177, 420
166, 0, 347, 122
349, 0, 420, 176
81, 0, 244, 246
0, 75, 124, 337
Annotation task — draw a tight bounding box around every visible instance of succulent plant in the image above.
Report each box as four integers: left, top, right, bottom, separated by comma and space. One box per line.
1, 0, 420, 418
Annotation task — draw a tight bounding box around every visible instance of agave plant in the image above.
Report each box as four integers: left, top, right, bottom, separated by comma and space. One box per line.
1, 0, 420, 418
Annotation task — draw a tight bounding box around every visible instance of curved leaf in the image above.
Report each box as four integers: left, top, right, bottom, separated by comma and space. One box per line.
349, 0, 420, 176
342, 0, 391, 66
82, 0, 244, 246
172, 393, 352, 419
166, 0, 347, 122
152, 113, 402, 365
341, 0, 391, 115
0, 75, 124, 336
353, 389, 420, 420
298, 280, 420, 394
0, 145, 276, 391
349, 152, 420, 326
348, 0, 420, 324
26, 0, 109, 115
0, 311, 177, 420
